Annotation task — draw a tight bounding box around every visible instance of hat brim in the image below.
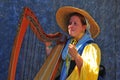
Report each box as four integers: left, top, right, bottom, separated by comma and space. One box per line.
56, 6, 100, 38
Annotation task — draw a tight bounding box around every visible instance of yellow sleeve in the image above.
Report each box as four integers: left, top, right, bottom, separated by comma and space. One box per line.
67, 43, 101, 80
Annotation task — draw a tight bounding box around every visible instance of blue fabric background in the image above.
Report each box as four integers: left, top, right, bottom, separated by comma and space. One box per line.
0, 0, 120, 80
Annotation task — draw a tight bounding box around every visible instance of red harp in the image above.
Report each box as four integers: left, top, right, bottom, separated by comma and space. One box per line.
8, 7, 66, 80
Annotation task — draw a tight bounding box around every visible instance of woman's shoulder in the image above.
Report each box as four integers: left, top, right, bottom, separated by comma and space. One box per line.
84, 42, 101, 51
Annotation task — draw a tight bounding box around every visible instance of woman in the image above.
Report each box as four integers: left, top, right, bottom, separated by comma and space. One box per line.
56, 6, 101, 80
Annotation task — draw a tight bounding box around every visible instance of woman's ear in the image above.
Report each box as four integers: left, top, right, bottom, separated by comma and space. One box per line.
83, 25, 87, 31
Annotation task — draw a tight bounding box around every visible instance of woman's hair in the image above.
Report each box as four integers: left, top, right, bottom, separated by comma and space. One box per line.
69, 12, 87, 25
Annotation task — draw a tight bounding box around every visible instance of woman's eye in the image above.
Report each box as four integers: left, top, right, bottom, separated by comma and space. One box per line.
68, 22, 77, 25
74, 22, 77, 25
69, 22, 72, 25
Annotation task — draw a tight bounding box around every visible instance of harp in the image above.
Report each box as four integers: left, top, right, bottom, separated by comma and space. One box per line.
8, 7, 66, 80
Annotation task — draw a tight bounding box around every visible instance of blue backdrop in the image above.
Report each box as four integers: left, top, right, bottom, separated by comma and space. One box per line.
0, 0, 120, 80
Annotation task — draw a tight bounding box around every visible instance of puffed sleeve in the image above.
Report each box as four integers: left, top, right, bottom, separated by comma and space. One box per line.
80, 43, 101, 80
67, 43, 101, 80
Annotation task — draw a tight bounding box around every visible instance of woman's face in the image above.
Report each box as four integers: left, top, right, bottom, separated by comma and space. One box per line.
68, 15, 86, 40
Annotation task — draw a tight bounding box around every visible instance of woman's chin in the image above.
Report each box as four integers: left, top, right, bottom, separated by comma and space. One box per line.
69, 33, 75, 37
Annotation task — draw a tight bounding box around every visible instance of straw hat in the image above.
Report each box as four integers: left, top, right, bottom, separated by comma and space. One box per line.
56, 6, 100, 38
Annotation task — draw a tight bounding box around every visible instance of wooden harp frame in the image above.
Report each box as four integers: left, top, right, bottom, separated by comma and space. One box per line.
8, 7, 65, 80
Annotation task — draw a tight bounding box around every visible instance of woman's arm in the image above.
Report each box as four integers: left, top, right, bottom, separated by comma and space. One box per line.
68, 44, 83, 70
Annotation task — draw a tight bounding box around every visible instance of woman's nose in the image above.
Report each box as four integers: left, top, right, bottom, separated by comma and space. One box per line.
68, 25, 72, 29
68, 23, 73, 28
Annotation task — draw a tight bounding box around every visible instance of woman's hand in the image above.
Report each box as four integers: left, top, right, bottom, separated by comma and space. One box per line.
68, 44, 78, 59
45, 42, 52, 56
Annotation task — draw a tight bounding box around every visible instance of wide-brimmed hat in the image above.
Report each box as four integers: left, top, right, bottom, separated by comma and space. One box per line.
56, 6, 100, 38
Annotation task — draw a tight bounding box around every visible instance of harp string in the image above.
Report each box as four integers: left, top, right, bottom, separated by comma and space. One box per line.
16, 26, 46, 80
25, 27, 33, 80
